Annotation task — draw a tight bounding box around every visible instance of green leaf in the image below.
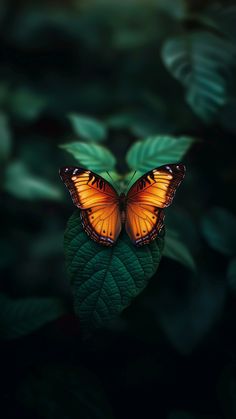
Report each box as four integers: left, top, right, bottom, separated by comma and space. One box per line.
227, 258, 236, 292
9, 87, 47, 121
201, 207, 236, 256
126, 135, 194, 173
18, 364, 114, 419
64, 210, 164, 330
4, 161, 62, 201
0, 294, 66, 339
68, 113, 107, 142
163, 228, 196, 271
60, 142, 116, 173
162, 31, 236, 121
0, 112, 11, 161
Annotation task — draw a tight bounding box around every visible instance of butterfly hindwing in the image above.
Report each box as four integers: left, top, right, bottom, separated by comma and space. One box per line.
125, 164, 185, 246
60, 167, 122, 246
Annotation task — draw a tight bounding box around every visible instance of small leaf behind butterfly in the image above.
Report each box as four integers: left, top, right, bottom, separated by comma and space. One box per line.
64, 211, 164, 330
68, 113, 107, 142
126, 135, 194, 173
60, 141, 116, 173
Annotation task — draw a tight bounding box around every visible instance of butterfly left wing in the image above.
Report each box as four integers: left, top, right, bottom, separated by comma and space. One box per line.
60, 167, 122, 246
125, 164, 186, 246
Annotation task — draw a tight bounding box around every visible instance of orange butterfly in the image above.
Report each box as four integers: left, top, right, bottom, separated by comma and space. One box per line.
60, 164, 185, 247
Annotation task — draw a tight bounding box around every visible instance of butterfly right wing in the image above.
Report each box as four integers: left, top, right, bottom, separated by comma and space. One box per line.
60, 166, 122, 246
125, 164, 185, 246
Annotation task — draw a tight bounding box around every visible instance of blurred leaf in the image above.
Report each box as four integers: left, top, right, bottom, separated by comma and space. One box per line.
18, 364, 114, 419
203, 4, 236, 42
106, 109, 176, 137
0, 112, 11, 161
64, 210, 164, 330
227, 258, 236, 293
0, 294, 66, 339
157, 0, 187, 19
163, 228, 196, 271
0, 239, 16, 269
4, 161, 62, 201
68, 113, 107, 142
156, 274, 226, 354
162, 31, 236, 121
9, 87, 47, 121
201, 207, 236, 256
126, 135, 194, 173
60, 141, 116, 172
165, 208, 201, 255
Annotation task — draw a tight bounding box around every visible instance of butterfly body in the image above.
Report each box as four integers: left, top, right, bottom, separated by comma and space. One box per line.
60, 164, 185, 247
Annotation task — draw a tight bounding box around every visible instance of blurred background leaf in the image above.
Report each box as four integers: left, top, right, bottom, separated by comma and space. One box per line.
0, 293, 66, 339
17, 364, 114, 419
162, 31, 236, 122
201, 207, 236, 256
68, 113, 107, 142
163, 228, 196, 271
0, 112, 11, 161
4, 161, 62, 201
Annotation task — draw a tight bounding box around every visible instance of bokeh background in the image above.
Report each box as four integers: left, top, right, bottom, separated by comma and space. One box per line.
1, 0, 236, 418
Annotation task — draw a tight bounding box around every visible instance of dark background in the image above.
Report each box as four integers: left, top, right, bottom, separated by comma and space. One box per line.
1, 0, 236, 418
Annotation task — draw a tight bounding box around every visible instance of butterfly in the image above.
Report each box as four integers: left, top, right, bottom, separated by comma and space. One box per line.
60, 164, 186, 247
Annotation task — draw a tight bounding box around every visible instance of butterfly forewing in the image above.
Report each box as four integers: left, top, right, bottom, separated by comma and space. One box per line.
60, 167, 122, 246
125, 164, 185, 246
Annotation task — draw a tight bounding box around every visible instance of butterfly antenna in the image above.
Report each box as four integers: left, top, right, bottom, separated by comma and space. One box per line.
126, 170, 137, 190
106, 171, 121, 193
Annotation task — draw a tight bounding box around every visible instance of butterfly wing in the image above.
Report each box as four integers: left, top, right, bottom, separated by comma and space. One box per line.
60, 167, 122, 246
125, 164, 186, 246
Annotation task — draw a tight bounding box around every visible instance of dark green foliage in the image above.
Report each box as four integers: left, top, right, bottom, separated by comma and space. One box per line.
162, 31, 236, 121
0, 1, 236, 418
0, 294, 66, 339
202, 207, 236, 256
64, 211, 164, 329
18, 364, 114, 419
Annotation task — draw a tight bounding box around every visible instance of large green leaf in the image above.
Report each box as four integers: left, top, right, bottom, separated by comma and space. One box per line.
0, 294, 66, 339
60, 142, 116, 173
68, 113, 107, 142
126, 135, 194, 173
4, 161, 62, 201
162, 31, 236, 121
64, 211, 164, 330
18, 364, 114, 419
201, 207, 236, 256
163, 228, 196, 271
